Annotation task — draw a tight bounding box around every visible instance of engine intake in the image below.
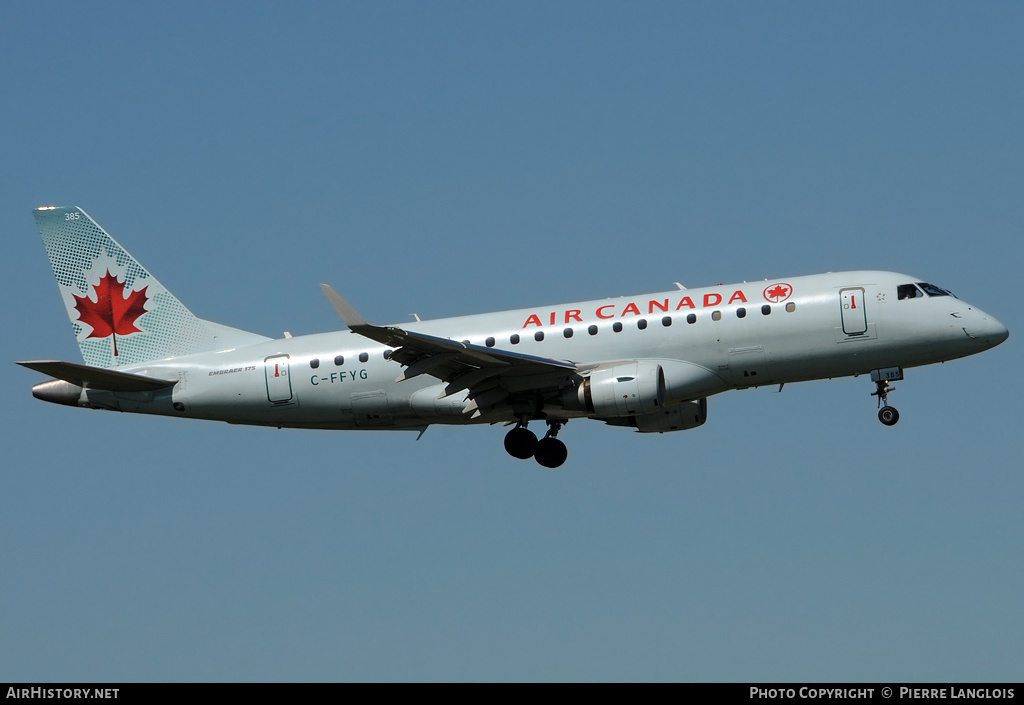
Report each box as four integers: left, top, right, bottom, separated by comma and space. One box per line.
562, 361, 666, 417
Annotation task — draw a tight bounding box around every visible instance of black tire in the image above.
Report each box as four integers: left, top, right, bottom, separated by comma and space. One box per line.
878, 406, 900, 426
504, 427, 538, 459
534, 437, 568, 468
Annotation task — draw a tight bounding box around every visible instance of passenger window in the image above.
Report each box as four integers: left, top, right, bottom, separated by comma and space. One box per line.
383, 350, 393, 360
637, 319, 648, 330
786, 302, 796, 313
485, 337, 495, 348
310, 358, 320, 369
898, 284, 923, 300
711, 311, 722, 321
662, 316, 672, 327
761, 305, 771, 316
588, 325, 598, 336
737, 308, 746, 318
358, 352, 369, 363
686, 313, 696, 324
563, 328, 573, 338
534, 331, 544, 342
613, 322, 623, 333
510, 334, 520, 345
334, 355, 344, 366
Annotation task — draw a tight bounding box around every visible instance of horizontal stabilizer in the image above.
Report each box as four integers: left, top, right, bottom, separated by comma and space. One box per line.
17, 360, 176, 392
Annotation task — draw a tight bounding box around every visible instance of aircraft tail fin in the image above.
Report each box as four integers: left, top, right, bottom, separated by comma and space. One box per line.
33, 206, 268, 368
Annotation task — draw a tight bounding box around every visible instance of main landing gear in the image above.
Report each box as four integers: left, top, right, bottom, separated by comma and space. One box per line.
504, 418, 568, 468
871, 378, 900, 426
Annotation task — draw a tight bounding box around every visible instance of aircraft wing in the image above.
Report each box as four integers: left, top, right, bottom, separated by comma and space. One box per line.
321, 285, 579, 417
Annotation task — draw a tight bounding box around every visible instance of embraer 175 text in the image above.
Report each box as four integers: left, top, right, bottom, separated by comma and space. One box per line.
20, 206, 1009, 468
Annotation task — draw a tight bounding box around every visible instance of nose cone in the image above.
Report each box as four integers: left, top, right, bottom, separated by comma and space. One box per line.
987, 314, 1009, 348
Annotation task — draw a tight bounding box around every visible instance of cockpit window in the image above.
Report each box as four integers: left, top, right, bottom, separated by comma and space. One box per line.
897, 284, 924, 300
917, 282, 955, 298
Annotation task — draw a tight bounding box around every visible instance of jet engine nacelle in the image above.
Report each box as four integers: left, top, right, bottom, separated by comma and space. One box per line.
562, 358, 727, 420
562, 360, 667, 417
600, 397, 708, 433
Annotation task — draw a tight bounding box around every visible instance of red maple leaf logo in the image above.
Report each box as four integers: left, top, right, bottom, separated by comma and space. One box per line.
72, 270, 149, 357
763, 283, 793, 303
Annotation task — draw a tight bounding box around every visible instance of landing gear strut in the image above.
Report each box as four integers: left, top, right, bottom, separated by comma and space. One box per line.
872, 379, 900, 426
535, 421, 568, 469
503, 417, 568, 468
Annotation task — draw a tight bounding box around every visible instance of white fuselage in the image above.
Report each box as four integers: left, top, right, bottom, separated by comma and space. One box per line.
81, 271, 1004, 431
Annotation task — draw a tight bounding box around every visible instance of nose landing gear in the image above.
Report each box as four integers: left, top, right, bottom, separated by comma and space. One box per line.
504, 418, 568, 468
868, 368, 901, 424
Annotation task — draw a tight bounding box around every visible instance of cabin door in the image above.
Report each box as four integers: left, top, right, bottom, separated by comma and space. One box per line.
265, 355, 293, 403
839, 288, 868, 336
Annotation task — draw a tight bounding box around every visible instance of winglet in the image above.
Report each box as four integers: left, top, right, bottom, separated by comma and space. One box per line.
319, 284, 405, 348
320, 284, 368, 330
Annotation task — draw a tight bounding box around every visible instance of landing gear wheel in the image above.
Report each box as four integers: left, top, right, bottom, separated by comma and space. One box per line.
878, 406, 900, 426
872, 377, 900, 426
504, 427, 538, 459
534, 437, 568, 469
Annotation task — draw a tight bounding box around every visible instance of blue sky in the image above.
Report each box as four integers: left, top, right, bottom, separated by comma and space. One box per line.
2, 2, 1021, 681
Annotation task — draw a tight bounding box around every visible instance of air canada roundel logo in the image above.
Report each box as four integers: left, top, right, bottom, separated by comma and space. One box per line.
763, 283, 793, 303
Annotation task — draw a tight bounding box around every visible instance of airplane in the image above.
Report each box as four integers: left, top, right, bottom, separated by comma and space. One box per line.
19, 206, 1009, 468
